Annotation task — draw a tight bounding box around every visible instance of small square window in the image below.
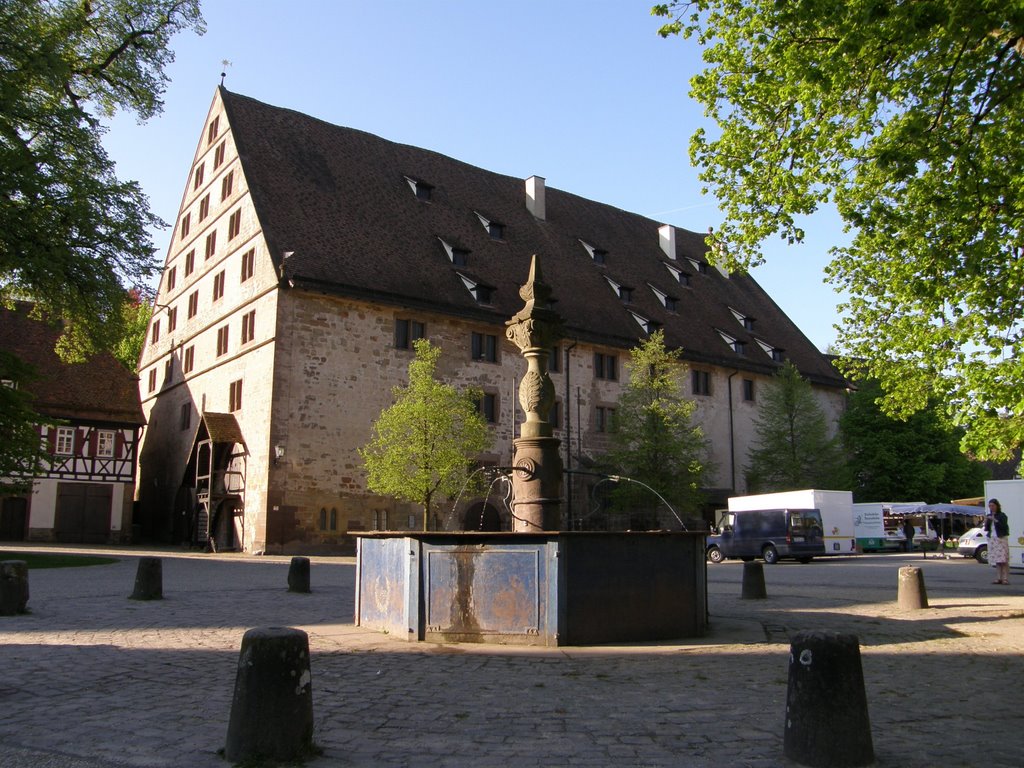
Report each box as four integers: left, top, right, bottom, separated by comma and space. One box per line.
471, 332, 498, 363
478, 392, 498, 423
183, 345, 195, 373
229, 379, 243, 412
228, 209, 241, 239
216, 325, 229, 357
594, 352, 617, 381
595, 405, 616, 433
240, 248, 255, 282
395, 319, 426, 350
452, 248, 469, 267
733, 340, 746, 356
692, 369, 711, 396
743, 378, 755, 402
772, 348, 786, 363
184, 250, 195, 277
55, 426, 75, 455
221, 171, 234, 201
212, 270, 226, 301
664, 296, 678, 312
548, 345, 561, 373
241, 309, 256, 344
96, 430, 115, 458
473, 284, 493, 304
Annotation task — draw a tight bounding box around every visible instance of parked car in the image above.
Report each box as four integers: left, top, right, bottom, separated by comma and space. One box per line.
706, 533, 724, 563
957, 527, 988, 563
705, 508, 824, 564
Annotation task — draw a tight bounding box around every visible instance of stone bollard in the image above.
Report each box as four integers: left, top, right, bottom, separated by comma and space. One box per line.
741, 561, 767, 599
225, 626, 315, 764
288, 556, 311, 593
784, 631, 874, 768
897, 565, 928, 610
0, 560, 29, 615
129, 557, 163, 600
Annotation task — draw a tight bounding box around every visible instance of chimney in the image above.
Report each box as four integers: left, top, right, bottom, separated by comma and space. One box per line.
526, 175, 546, 220
658, 224, 676, 259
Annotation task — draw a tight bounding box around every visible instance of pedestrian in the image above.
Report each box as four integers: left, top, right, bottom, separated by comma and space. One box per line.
985, 499, 1011, 585
902, 518, 915, 553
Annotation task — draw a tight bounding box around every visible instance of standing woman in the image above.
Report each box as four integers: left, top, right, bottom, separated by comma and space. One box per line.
985, 499, 1011, 585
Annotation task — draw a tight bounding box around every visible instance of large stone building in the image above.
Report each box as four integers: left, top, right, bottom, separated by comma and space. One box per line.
136, 88, 846, 554
1, 302, 145, 544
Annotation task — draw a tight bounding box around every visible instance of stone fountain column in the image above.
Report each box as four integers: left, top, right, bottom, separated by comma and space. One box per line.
505, 255, 564, 531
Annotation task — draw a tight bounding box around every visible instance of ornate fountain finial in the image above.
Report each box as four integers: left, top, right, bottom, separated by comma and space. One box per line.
505, 255, 564, 531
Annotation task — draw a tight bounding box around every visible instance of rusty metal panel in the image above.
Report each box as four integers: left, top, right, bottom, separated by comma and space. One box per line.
355, 536, 414, 639
422, 538, 555, 645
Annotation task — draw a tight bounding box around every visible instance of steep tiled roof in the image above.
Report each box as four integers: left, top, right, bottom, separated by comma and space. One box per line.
0, 302, 145, 424
221, 89, 845, 387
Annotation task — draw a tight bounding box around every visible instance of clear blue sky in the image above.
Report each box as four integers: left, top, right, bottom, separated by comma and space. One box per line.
103, 0, 849, 351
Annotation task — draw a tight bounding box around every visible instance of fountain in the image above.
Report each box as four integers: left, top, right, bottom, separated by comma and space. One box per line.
354, 256, 707, 645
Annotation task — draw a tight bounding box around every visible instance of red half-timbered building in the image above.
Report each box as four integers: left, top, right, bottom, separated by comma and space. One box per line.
0, 303, 145, 543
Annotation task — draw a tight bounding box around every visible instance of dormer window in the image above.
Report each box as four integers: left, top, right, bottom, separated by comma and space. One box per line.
458, 274, 494, 304
730, 308, 755, 331
580, 240, 607, 265
475, 213, 505, 240
405, 177, 433, 201
605, 276, 632, 302
649, 284, 679, 312
630, 312, 660, 334
664, 262, 691, 287
756, 339, 786, 362
718, 330, 745, 355
439, 238, 470, 267
687, 258, 708, 275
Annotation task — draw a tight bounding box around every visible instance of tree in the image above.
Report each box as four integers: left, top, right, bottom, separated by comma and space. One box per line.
0, 352, 50, 492
840, 379, 990, 503
604, 331, 709, 526
111, 289, 153, 372
359, 339, 490, 530
652, 1, 1024, 460
746, 362, 845, 492
1, 0, 204, 361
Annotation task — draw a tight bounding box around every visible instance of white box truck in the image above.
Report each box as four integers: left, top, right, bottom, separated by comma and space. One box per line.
729, 490, 857, 555
984, 479, 1024, 570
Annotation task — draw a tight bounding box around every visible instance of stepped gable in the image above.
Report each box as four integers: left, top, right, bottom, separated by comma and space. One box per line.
220, 88, 844, 387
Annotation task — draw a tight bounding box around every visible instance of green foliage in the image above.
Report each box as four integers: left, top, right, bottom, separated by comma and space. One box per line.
746, 362, 844, 492
0, 0, 204, 361
605, 331, 709, 524
652, 1, 1024, 459
0, 351, 51, 492
840, 379, 990, 503
359, 339, 490, 528
112, 290, 152, 372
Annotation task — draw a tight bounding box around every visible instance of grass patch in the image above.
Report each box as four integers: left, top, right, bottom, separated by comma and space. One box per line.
0, 551, 119, 569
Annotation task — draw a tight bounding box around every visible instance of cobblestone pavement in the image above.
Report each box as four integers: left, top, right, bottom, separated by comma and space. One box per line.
0, 545, 1021, 767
